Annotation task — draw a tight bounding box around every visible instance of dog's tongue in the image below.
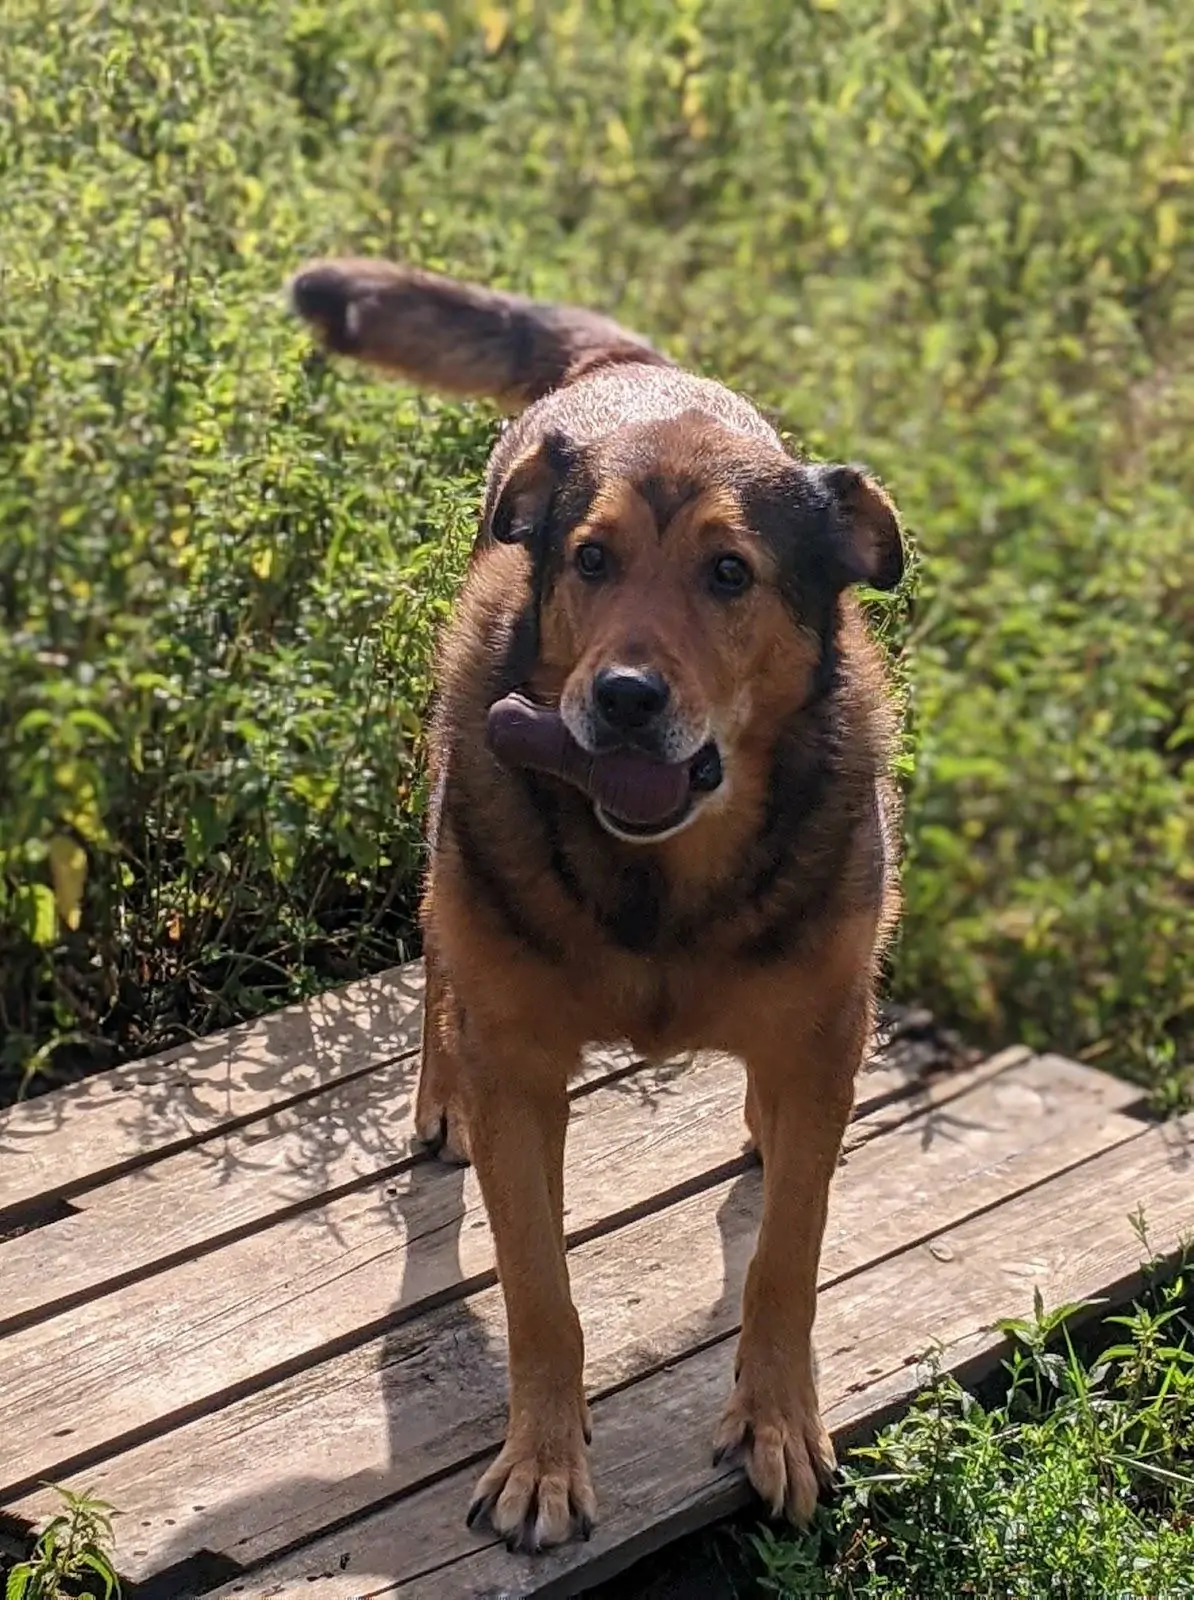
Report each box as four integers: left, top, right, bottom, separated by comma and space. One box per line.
486, 693, 690, 828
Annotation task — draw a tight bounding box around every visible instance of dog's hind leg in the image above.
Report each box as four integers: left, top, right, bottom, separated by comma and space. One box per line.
414, 934, 471, 1165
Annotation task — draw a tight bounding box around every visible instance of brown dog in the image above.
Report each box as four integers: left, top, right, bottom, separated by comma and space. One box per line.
289, 258, 904, 1554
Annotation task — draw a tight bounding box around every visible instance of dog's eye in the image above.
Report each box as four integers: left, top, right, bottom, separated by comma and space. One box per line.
575, 541, 608, 580
710, 553, 752, 596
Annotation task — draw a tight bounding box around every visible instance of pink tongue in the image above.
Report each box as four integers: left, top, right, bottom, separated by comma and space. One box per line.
486, 694, 690, 828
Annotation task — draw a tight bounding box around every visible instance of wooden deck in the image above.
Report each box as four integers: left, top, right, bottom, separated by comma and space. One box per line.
1, 962, 1190, 1600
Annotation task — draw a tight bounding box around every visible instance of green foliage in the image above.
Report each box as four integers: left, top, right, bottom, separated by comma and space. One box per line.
755, 1261, 1194, 1598
5, 1487, 121, 1600
0, 0, 1191, 1102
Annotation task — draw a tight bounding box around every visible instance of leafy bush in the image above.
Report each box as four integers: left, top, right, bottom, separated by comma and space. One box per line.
1, 0, 1191, 1103
755, 1262, 1194, 1598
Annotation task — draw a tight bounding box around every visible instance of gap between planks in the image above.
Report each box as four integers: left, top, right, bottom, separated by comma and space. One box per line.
210, 1106, 1192, 1600
5, 1052, 1146, 1589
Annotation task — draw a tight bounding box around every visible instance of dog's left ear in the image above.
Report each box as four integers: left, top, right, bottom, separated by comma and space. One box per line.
484, 432, 577, 547
812, 464, 905, 592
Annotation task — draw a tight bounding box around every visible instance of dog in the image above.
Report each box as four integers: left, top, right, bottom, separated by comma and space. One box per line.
289, 257, 904, 1555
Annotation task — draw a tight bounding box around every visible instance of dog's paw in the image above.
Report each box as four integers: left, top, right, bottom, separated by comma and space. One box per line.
712, 1372, 835, 1526
467, 1423, 596, 1552
414, 1094, 471, 1165
414, 1044, 472, 1164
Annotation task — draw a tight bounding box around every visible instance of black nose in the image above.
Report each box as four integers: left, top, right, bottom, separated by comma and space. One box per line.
593, 666, 670, 732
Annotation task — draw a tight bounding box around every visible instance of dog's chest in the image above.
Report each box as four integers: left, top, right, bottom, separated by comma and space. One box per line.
600, 860, 666, 953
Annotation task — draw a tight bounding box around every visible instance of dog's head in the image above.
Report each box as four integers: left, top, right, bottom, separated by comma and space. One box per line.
484, 410, 903, 844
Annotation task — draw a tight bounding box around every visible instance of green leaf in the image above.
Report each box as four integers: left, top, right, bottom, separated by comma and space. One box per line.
6, 1565, 31, 1600
16, 883, 58, 947
76, 1552, 120, 1599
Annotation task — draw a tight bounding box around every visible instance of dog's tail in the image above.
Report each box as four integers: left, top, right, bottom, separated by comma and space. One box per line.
288, 257, 669, 412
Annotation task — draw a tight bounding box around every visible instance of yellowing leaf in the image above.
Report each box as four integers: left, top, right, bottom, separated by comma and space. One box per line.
477, 4, 509, 53
251, 547, 274, 579
1156, 201, 1179, 251
49, 836, 88, 931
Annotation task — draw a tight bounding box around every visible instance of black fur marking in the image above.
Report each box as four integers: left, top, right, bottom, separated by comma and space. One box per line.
536, 780, 669, 953
735, 866, 841, 963
445, 780, 561, 964
740, 465, 865, 627
647, 978, 674, 1035
729, 723, 859, 964
607, 861, 664, 952
677, 717, 836, 942
862, 783, 889, 904
497, 603, 541, 697
635, 472, 703, 534
526, 778, 590, 911
809, 614, 841, 706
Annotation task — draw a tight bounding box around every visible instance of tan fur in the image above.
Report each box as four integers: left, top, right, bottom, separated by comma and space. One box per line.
290, 257, 905, 1553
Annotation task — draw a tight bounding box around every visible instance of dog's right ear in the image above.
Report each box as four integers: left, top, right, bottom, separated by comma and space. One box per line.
484, 432, 579, 546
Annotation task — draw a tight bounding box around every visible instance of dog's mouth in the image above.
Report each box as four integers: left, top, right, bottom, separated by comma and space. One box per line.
486, 693, 722, 843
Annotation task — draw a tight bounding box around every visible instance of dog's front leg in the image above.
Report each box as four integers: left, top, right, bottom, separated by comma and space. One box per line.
464, 1042, 594, 1552
715, 973, 869, 1524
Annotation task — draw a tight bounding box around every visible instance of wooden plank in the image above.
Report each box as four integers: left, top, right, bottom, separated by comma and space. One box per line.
6, 1054, 1140, 1583
209, 1106, 1191, 1600
0, 1047, 1019, 1508
0, 964, 427, 1220
0, 1048, 749, 1498
0, 1054, 422, 1332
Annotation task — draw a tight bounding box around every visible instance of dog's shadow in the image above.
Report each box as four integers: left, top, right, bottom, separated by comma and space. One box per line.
142, 1149, 508, 1597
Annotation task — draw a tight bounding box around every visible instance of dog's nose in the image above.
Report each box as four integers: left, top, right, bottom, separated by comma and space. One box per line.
593, 666, 670, 732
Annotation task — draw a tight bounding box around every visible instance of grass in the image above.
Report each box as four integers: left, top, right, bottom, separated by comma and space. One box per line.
0, 0, 1190, 1107
753, 1257, 1194, 1598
